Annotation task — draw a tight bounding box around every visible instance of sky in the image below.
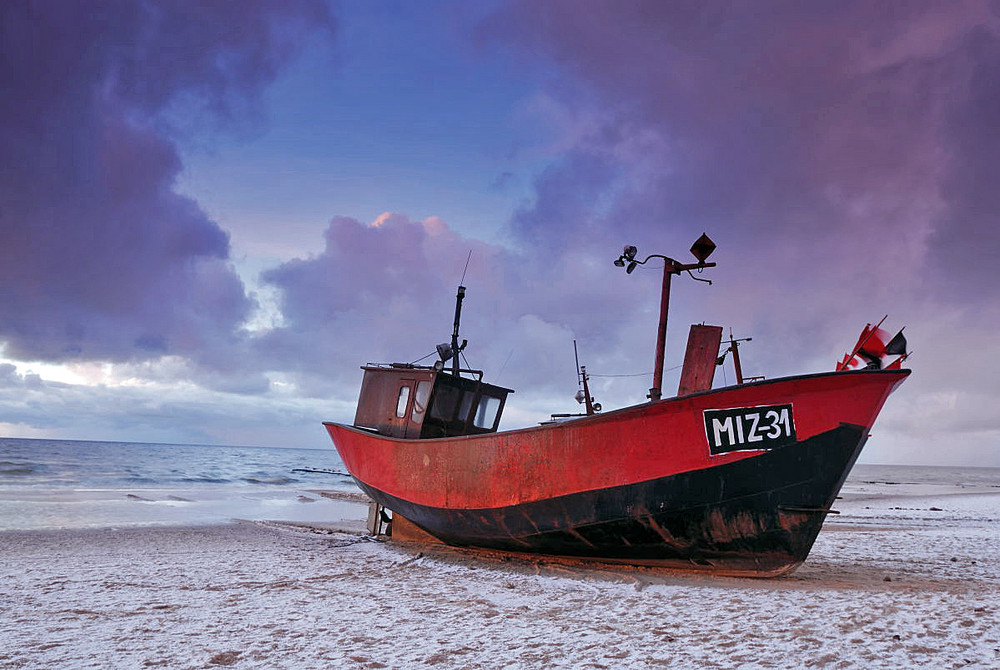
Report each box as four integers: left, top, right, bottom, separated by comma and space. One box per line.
2, 0, 999, 466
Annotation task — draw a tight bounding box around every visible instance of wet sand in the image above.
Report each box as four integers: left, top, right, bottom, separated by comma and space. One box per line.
1, 490, 998, 668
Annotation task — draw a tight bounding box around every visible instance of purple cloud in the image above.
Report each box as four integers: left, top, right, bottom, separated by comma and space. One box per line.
259, 213, 520, 392
483, 3, 1000, 363
0, 1, 332, 371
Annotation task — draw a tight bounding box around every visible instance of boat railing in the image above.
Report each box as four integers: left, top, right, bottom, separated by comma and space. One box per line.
363, 362, 485, 381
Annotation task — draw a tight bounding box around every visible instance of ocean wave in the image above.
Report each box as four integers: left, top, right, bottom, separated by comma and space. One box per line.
179, 477, 233, 484
242, 476, 297, 485
0, 459, 40, 477
0, 465, 36, 476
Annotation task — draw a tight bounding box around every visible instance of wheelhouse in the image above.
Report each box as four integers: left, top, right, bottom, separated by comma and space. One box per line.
353, 363, 513, 439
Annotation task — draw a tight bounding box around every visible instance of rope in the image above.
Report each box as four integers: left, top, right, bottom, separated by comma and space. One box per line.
590, 363, 682, 378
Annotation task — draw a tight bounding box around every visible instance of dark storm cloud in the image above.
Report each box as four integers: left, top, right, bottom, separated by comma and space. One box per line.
485, 2, 1000, 366
0, 0, 332, 369
933, 25, 1000, 292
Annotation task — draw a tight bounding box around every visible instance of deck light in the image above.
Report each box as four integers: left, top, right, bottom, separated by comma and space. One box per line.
613, 245, 640, 268
436, 342, 454, 362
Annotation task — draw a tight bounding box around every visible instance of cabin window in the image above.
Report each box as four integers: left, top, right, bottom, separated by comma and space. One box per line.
473, 395, 502, 429
429, 384, 460, 421
411, 381, 432, 421
458, 391, 474, 425
395, 386, 411, 418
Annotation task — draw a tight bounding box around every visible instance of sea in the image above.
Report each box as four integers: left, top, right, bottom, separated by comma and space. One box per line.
1, 437, 998, 532
0, 437, 362, 531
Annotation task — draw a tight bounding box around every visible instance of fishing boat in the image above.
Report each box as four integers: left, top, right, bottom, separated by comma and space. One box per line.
323, 235, 910, 576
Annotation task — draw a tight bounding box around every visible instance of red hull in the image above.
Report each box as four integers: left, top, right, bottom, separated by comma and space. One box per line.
325, 369, 908, 575
327, 370, 905, 508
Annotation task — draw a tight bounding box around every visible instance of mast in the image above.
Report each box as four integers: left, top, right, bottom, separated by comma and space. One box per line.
573, 339, 596, 415
451, 285, 466, 376
731, 333, 744, 385
580, 366, 596, 415
614, 234, 717, 402
651, 268, 673, 401
724, 328, 753, 385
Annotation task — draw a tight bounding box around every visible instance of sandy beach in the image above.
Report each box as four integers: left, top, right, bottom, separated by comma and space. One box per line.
2, 486, 998, 669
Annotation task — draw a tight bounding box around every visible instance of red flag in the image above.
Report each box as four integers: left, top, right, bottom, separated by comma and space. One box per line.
861, 327, 891, 358
837, 353, 862, 370
852, 325, 872, 356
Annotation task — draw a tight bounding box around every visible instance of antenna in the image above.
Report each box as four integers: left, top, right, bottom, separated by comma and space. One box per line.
436, 251, 474, 376
460, 249, 472, 285
573, 339, 583, 389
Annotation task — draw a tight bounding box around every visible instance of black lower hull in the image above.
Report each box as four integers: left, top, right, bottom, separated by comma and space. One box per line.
355, 423, 868, 575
